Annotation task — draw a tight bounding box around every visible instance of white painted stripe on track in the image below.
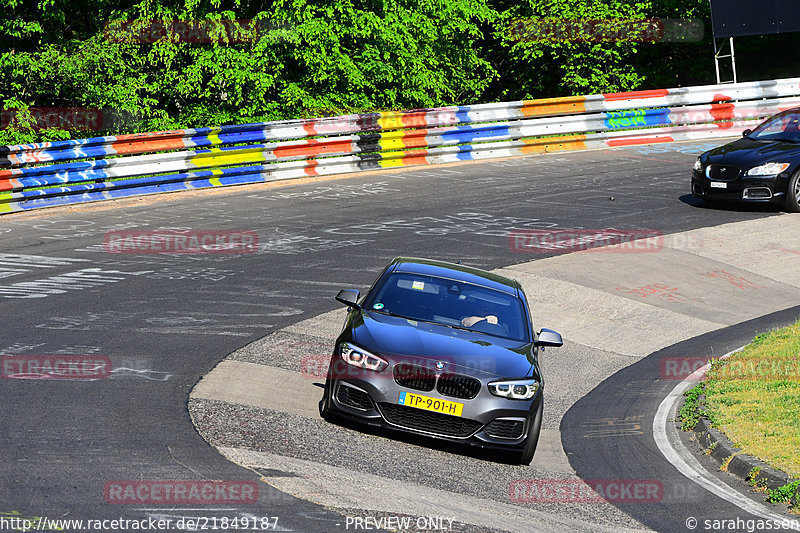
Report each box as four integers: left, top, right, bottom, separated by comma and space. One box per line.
653, 347, 800, 530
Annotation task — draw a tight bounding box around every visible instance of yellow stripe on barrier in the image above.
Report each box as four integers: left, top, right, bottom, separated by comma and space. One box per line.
206, 127, 223, 147
377, 131, 410, 152
209, 168, 224, 187
0, 192, 15, 213
191, 147, 267, 168
521, 96, 586, 117
377, 112, 405, 131
378, 150, 412, 168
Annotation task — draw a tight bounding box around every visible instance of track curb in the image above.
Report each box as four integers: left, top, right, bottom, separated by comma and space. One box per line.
686, 400, 799, 504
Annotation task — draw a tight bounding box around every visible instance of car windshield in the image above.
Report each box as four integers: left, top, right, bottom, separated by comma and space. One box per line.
749, 111, 800, 142
365, 272, 529, 341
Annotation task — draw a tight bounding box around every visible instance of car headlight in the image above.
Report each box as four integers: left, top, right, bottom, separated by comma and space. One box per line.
488, 379, 539, 400
339, 342, 388, 372
693, 158, 703, 171
745, 162, 790, 177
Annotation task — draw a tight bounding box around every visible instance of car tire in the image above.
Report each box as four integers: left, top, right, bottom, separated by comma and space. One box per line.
517, 396, 544, 466
319, 381, 336, 422
785, 172, 800, 213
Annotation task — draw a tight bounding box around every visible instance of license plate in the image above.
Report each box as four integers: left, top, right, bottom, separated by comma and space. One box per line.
709, 181, 727, 189
398, 391, 463, 417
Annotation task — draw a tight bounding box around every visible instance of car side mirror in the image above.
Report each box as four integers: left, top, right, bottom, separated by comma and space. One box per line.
534, 328, 563, 347
335, 289, 361, 308
742, 129, 752, 137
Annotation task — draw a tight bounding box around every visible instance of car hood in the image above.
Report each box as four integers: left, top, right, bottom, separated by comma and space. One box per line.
704, 137, 800, 167
349, 310, 535, 379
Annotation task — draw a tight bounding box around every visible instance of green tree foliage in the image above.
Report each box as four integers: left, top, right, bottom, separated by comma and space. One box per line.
0, 0, 796, 144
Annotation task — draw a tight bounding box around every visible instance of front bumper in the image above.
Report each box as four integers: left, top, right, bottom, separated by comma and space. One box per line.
691, 169, 788, 203
326, 374, 540, 450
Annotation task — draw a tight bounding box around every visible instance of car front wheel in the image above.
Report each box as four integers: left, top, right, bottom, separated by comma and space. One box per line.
785, 172, 800, 213
516, 396, 544, 465
319, 380, 335, 421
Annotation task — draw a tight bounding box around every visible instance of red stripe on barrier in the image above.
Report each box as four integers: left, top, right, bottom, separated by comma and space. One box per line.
0, 169, 22, 179
303, 121, 318, 137
607, 136, 674, 147
273, 138, 354, 159
400, 150, 428, 166
709, 102, 735, 122
304, 159, 319, 176
603, 89, 670, 101
0, 178, 21, 191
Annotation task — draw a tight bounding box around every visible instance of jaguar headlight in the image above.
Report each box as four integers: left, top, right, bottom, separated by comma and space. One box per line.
745, 162, 790, 177
693, 158, 703, 172
488, 379, 540, 400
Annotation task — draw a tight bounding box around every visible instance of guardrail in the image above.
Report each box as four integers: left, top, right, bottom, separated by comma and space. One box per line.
1, 77, 799, 214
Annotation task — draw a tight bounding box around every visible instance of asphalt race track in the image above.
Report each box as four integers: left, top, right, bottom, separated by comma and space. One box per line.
1, 139, 798, 532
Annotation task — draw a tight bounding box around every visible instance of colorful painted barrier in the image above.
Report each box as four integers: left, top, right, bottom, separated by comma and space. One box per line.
1, 77, 799, 214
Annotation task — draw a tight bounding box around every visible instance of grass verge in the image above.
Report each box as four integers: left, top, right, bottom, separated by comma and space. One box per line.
702, 319, 800, 479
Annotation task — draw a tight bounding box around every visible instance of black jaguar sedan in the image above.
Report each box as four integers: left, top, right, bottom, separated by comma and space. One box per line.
691, 107, 800, 212
319, 257, 562, 465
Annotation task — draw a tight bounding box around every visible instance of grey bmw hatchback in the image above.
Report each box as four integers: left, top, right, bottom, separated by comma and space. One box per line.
319, 257, 562, 465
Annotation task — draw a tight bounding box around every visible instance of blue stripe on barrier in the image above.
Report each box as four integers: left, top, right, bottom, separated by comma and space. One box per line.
455, 145, 475, 161
441, 125, 511, 144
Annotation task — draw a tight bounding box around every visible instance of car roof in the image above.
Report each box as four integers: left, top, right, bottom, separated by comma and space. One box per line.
388, 257, 522, 295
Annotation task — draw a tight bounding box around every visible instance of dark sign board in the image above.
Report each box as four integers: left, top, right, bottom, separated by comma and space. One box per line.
710, 0, 800, 38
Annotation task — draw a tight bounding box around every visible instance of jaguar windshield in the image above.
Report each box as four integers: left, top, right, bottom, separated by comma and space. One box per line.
748, 110, 800, 143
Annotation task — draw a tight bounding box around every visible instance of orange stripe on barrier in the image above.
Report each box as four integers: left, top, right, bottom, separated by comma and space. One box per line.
399, 150, 428, 166
521, 97, 586, 117
603, 89, 670, 101
401, 112, 429, 129
398, 130, 428, 149
607, 136, 673, 147
111, 137, 188, 155
0, 178, 21, 192
521, 134, 587, 154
